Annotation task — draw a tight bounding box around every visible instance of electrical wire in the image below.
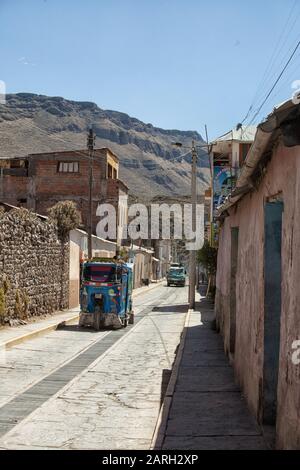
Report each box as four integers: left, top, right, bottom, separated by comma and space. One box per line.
250, 0, 299, 107
240, 0, 300, 125
244, 39, 300, 130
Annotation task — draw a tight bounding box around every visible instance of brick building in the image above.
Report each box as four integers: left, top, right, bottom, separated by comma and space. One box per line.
0, 148, 128, 242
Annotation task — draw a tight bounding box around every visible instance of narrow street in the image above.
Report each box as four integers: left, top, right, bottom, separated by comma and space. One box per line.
0, 284, 188, 450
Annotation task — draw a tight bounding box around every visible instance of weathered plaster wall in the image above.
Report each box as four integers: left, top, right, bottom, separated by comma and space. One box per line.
0, 208, 69, 324
276, 145, 300, 449
215, 219, 231, 352
215, 140, 300, 448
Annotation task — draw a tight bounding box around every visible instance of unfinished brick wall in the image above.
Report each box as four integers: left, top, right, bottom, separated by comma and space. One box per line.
0, 207, 69, 325
0, 149, 126, 236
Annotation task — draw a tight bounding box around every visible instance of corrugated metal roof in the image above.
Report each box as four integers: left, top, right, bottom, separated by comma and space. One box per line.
211, 125, 257, 144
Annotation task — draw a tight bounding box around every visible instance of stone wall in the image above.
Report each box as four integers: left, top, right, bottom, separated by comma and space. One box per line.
0, 207, 69, 324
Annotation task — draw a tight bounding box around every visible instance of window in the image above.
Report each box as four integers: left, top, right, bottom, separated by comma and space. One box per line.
83, 265, 119, 282
107, 163, 113, 178
58, 162, 79, 173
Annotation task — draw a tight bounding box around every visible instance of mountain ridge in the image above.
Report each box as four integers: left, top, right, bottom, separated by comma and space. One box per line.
0, 93, 210, 200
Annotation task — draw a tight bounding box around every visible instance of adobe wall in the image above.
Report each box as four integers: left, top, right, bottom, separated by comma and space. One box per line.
215, 141, 300, 448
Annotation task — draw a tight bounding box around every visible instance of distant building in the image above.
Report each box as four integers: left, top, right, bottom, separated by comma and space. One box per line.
211, 126, 256, 212
208, 126, 256, 244
0, 148, 128, 243
204, 187, 212, 242
153, 239, 172, 279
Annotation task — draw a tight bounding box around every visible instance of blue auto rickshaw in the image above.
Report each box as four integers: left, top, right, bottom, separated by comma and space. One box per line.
79, 259, 134, 330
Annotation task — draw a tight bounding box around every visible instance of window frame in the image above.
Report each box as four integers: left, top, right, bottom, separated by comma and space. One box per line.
57, 161, 80, 174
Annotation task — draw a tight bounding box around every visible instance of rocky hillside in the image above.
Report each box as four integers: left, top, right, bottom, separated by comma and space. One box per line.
0, 93, 210, 200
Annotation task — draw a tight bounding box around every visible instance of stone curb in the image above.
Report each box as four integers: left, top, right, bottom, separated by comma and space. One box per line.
150, 307, 192, 450
0, 280, 166, 349
0, 314, 80, 350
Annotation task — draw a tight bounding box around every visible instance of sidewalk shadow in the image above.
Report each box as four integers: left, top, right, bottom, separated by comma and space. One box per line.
56, 324, 103, 333
152, 304, 188, 314
153, 294, 269, 450
153, 294, 266, 450
197, 283, 208, 296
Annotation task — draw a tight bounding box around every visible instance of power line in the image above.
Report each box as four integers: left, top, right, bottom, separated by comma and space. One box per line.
252, 31, 300, 112
251, 1, 299, 103
245, 39, 300, 128
240, 0, 300, 125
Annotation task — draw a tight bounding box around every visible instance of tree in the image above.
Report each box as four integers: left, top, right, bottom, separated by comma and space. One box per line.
48, 200, 81, 241
197, 241, 218, 299
197, 240, 218, 275
48, 201, 81, 309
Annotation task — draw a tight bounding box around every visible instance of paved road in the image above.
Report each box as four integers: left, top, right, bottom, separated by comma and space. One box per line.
0, 284, 188, 449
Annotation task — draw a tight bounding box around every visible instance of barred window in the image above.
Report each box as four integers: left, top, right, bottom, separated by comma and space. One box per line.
58, 162, 79, 173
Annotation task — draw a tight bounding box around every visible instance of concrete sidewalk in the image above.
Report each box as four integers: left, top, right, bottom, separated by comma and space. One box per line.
154, 294, 269, 450
0, 308, 80, 349
0, 279, 165, 349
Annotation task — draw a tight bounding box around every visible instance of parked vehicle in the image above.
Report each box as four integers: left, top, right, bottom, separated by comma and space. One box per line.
167, 266, 186, 287
79, 259, 134, 330
170, 262, 181, 268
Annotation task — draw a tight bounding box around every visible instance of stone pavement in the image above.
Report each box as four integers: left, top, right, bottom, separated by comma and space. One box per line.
157, 293, 269, 450
0, 285, 188, 449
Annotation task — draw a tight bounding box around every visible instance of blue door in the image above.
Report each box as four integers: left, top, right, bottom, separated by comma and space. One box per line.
263, 200, 283, 425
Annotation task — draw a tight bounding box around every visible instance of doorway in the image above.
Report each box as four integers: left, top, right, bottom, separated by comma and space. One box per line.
262, 200, 283, 425
230, 227, 239, 355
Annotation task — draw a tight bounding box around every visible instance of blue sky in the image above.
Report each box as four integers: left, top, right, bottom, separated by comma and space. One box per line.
1, 0, 300, 138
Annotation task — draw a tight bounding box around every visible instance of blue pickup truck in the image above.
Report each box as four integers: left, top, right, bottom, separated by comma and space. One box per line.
166, 266, 186, 287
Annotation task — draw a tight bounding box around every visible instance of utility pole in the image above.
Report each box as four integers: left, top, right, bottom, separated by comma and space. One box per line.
87, 128, 95, 259
189, 140, 197, 309
172, 139, 205, 309
205, 124, 214, 246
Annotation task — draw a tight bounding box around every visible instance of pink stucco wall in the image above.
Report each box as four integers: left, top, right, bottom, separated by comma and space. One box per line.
215, 140, 300, 449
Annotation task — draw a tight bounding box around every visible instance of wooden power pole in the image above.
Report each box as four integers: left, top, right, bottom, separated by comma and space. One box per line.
87, 128, 95, 259
189, 140, 197, 309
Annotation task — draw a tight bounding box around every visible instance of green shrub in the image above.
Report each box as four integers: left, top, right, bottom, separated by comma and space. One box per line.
0, 288, 5, 318
0, 274, 10, 320
197, 240, 218, 276
15, 289, 29, 319
48, 200, 81, 241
